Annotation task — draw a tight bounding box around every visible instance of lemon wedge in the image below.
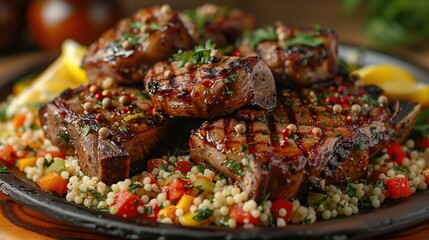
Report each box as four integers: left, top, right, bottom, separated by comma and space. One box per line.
351, 64, 429, 107
6, 40, 88, 117
62, 39, 88, 83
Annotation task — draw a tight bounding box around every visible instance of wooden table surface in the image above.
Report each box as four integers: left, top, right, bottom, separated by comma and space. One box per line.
1, 44, 429, 240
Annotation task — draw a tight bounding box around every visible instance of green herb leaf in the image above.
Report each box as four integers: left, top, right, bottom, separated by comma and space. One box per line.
82, 126, 91, 136
104, 41, 134, 62
358, 141, 366, 150
0, 167, 10, 174
197, 163, 205, 173
224, 159, 244, 176
394, 166, 411, 173
259, 192, 271, 206
129, 183, 143, 194
119, 124, 129, 133
345, 182, 356, 197
362, 95, 380, 107
241, 144, 248, 152
193, 207, 214, 222
285, 33, 324, 48
150, 22, 162, 31
167, 147, 190, 157
224, 72, 237, 83
173, 40, 216, 68
58, 131, 70, 144
160, 163, 168, 171
87, 189, 105, 201
121, 32, 139, 45
241, 25, 277, 50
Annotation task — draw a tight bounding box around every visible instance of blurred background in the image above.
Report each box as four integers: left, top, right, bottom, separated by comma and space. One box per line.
1, 0, 428, 68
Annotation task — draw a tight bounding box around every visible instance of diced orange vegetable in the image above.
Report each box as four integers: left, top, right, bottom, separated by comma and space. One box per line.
17, 157, 37, 171
12, 114, 26, 129
386, 177, 412, 199
158, 205, 176, 220
36, 151, 65, 159
0, 145, 17, 165
36, 172, 68, 195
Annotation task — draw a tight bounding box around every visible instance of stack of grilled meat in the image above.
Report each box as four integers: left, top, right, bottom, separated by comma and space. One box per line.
39, 4, 419, 201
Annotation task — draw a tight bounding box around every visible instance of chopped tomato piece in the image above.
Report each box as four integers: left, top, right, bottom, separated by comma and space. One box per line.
0, 145, 17, 165
113, 192, 144, 218
176, 161, 193, 174
147, 158, 165, 173
230, 205, 259, 224
386, 142, 406, 165
167, 178, 189, 203
271, 199, 293, 222
415, 139, 429, 149
423, 168, 429, 185
36, 151, 65, 159
139, 172, 157, 185
386, 177, 412, 199
141, 204, 159, 221
36, 172, 68, 195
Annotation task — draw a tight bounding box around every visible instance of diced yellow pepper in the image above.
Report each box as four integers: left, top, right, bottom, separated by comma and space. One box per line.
17, 157, 37, 171
176, 194, 195, 212
158, 205, 176, 219
180, 213, 203, 227
192, 177, 215, 196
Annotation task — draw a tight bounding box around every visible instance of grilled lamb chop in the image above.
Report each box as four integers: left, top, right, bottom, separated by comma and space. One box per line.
180, 3, 255, 47
82, 5, 194, 85
190, 79, 419, 201
144, 53, 276, 118
238, 23, 339, 86
39, 84, 167, 184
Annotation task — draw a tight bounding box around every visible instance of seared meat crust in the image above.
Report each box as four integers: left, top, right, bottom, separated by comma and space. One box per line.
239, 23, 339, 86
82, 5, 194, 85
39, 84, 167, 184
144, 56, 276, 118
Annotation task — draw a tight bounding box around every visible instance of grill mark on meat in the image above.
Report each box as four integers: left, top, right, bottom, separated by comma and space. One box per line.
190, 80, 420, 201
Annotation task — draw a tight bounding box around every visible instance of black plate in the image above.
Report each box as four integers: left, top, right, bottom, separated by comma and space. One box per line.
1, 46, 429, 240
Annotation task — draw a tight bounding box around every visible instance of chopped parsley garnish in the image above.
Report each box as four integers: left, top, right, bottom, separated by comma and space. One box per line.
224, 86, 234, 96
241, 25, 277, 50
146, 205, 153, 216
121, 32, 139, 45
82, 125, 91, 136
358, 141, 366, 150
259, 192, 271, 206
149, 22, 162, 31
362, 95, 380, 107
197, 163, 205, 173
219, 216, 231, 226
376, 181, 387, 190
173, 40, 216, 68
129, 183, 143, 194
241, 144, 248, 152
256, 117, 266, 123
103, 41, 134, 62
336, 134, 343, 139
394, 166, 411, 173
0, 104, 7, 122
43, 159, 54, 168
140, 91, 149, 99
87, 189, 105, 201
224, 159, 244, 176
159, 163, 168, 171
193, 207, 214, 222
261, 132, 269, 136
0, 167, 10, 174
167, 147, 190, 157
58, 131, 70, 144
302, 216, 312, 224
313, 194, 328, 207
224, 72, 237, 83
119, 124, 129, 133
345, 182, 356, 197
285, 33, 324, 48
182, 9, 215, 35
244, 156, 253, 173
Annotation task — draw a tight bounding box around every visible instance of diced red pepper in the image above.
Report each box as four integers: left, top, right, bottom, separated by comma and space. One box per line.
139, 172, 157, 185
167, 178, 189, 203
233, 50, 241, 57
230, 205, 259, 224
141, 204, 159, 221
176, 161, 193, 174
113, 192, 144, 218
0, 145, 17, 165
271, 199, 293, 222
415, 139, 429, 149
385, 177, 412, 199
386, 142, 406, 165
